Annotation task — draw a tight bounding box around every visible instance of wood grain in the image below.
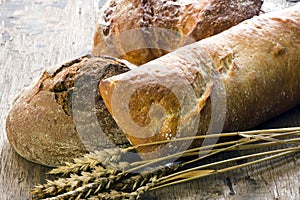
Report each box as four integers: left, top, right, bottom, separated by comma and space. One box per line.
0, 0, 299, 199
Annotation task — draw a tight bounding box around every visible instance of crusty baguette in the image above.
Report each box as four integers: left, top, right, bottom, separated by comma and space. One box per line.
100, 4, 300, 159
93, 0, 263, 65
6, 55, 133, 166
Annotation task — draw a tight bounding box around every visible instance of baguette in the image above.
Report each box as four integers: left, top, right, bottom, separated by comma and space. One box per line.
93, 0, 263, 65
6, 55, 133, 166
100, 4, 300, 159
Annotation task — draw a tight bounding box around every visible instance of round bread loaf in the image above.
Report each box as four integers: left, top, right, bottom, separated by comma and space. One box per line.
6, 55, 132, 166
92, 0, 263, 65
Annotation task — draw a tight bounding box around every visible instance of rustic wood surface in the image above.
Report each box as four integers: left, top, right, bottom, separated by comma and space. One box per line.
0, 0, 299, 199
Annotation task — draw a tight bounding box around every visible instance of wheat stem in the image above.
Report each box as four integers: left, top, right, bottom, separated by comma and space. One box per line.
125, 128, 300, 151
157, 146, 300, 185
128, 129, 298, 171
173, 137, 300, 159
152, 148, 299, 190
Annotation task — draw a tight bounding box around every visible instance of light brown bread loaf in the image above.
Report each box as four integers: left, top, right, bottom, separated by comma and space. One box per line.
92, 0, 263, 65
6, 55, 133, 166
100, 4, 300, 159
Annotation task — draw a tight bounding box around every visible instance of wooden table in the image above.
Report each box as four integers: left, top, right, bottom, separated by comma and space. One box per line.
0, 0, 299, 199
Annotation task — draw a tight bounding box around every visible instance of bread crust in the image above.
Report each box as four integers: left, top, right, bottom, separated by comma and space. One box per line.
6, 55, 132, 166
92, 0, 263, 65
100, 5, 300, 158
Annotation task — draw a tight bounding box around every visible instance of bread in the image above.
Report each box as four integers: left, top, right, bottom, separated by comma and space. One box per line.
100, 4, 300, 159
92, 0, 263, 66
6, 55, 134, 166
5, 0, 263, 167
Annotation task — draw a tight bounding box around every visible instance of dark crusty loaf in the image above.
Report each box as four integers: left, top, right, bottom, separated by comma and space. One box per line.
100, 4, 300, 159
6, 55, 133, 166
93, 0, 263, 65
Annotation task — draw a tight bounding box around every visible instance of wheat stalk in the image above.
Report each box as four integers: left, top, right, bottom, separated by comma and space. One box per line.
126, 127, 300, 150
32, 127, 300, 199
127, 128, 299, 171
49, 148, 128, 176
32, 166, 128, 199
153, 146, 300, 190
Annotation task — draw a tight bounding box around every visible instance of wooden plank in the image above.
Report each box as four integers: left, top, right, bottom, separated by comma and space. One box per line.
0, 0, 299, 199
